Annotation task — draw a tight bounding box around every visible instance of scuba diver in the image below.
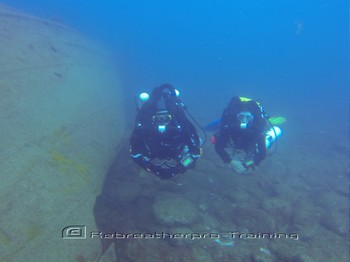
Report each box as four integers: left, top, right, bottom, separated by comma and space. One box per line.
212, 96, 283, 175
130, 83, 202, 179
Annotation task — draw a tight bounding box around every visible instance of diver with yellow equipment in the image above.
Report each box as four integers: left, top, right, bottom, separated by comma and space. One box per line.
209, 96, 285, 175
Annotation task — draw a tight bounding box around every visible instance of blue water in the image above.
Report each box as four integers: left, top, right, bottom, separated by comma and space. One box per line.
3, 1, 347, 122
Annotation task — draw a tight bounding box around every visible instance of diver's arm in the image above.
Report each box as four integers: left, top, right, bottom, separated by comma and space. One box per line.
177, 121, 201, 172
130, 128, 146, 154
254, 134, 267, 164
130, 109, 151, 156
186, 122, 201, 156
215, 109, 233, 163
214, 131, 232, 163
130, 128, 153, 170
184, 122, 201, 162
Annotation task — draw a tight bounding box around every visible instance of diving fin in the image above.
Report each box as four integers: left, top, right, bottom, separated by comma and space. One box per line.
268, 117, 287, 125
204, 119, 221, 132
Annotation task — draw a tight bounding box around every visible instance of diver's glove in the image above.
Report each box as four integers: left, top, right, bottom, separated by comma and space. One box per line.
243, 159, 255, 170
131, 152, 153, 172
230, 159, 247, 175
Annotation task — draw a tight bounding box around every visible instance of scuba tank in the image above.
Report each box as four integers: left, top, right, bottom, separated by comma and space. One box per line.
265, 126, 282, 149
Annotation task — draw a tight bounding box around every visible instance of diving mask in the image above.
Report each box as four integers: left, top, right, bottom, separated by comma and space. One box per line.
153, 113, 172, 133
153, 114, 172, 125
237, 111, 254, 129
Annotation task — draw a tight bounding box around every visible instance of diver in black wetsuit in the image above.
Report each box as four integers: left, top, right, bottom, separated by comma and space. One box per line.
214, 96, 268, 174
130, 83, 201, 179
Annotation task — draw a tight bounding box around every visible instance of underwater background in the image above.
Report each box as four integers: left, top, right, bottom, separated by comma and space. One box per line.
1, 0, 348, 261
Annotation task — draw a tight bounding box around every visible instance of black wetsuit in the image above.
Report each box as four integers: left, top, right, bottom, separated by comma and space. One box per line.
130, 85, 201, 179
215, 97, 267, 165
